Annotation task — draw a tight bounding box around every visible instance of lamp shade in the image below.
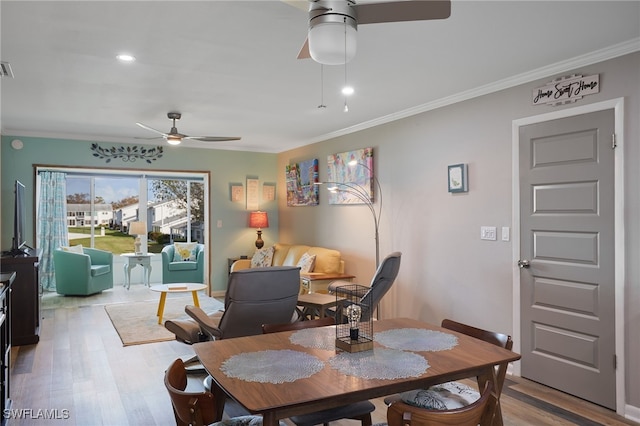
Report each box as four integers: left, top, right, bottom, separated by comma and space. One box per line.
128, 221, 146, 236
309, 22, 357, 65
249, 211, 269, 229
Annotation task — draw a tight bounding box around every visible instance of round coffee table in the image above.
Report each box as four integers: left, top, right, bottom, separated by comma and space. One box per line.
150, 283, 207, 324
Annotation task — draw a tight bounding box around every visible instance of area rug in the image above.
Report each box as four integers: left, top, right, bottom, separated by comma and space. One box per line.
105, 296, 224, 346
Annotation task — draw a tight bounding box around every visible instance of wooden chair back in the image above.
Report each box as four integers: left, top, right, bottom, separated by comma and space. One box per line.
262, 316, 335, 334
440, 319, 513, 398
387, 382, 493, 426
164, 358, 216, 426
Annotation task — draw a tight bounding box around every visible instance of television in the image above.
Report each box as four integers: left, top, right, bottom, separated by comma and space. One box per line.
8, 180, 27, 256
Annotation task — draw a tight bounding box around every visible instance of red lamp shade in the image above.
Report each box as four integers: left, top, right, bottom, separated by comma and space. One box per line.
249, 211, 269, 229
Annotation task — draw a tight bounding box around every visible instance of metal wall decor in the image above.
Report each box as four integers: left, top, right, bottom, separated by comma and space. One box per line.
90, 143, 164, 163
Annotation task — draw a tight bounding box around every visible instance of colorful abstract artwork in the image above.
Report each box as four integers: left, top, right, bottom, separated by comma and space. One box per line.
327, 147, 374, 205
286, 158, 319, 206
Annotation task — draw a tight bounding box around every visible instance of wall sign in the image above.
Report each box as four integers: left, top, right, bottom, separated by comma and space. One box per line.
532, 74, 599, 106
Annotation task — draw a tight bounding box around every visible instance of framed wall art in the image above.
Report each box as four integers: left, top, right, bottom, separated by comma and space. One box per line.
327, 147, 374, 205
263, 183, 276, 202
246, 178, 259, 210
286, 158, 319, 206
448, 163, 468, 193
230, 184, 244, 202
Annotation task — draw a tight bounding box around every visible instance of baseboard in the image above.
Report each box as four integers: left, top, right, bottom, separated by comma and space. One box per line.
625, 403, 640, 423
210, 290, 225, 298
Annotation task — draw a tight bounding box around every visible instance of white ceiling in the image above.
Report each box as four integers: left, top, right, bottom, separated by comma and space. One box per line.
1, 1, 639, 153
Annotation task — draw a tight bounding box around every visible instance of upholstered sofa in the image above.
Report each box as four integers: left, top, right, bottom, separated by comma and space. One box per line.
231, 243, 344, 274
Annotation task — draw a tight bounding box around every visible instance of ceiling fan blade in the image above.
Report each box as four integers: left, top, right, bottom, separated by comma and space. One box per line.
185, 136, 242, 142
297, 38, 311, 60
136, 122, 168, 137
355, 0, 451, 25
281, 0, 308, 11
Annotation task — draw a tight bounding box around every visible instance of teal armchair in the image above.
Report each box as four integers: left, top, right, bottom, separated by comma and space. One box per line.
162, 243, 205, 284
53, 247, 114, 296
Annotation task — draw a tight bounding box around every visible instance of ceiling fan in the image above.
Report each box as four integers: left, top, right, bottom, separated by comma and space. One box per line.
293, 0, 451, 65
136, 112, 241, 145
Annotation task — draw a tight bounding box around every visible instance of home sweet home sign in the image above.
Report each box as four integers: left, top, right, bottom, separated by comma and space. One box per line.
532, 74, 599, 106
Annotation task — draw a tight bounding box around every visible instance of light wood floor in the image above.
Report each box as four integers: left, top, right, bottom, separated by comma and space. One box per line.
8, 285, 637, 425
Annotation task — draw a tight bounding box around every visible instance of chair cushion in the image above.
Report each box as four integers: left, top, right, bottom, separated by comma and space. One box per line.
172, 242, 199, 262
167, 261, 197, 271
400, 381, 480, 410
251, 246, 274, 268
296, 253, 316, 273
60, 244, 84, 254
90, 264, 110, 277
290, 400, 375, 426
211, 416, 287, 426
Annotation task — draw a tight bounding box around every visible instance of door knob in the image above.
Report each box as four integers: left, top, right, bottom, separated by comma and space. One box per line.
517, 259, 530, 269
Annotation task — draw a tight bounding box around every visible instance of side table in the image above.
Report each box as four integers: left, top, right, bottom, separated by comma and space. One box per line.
297, 292, 344, 319
300, 273, 355, 294
121, 253, 155, 289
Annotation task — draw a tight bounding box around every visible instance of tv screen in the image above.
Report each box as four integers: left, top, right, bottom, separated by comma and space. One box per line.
12, 180, 26, 253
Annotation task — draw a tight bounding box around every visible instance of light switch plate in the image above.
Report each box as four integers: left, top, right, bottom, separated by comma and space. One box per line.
502, 227, 510, 241
480, 226, 497, 241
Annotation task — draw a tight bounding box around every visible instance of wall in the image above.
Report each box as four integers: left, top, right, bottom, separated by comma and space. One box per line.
0, 136, 278, 292
277, 52, 640, 413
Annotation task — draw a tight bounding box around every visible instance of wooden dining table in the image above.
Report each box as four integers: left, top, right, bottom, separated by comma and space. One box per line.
193, 317, 520, 426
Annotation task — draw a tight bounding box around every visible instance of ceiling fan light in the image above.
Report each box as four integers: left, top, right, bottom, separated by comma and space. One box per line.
166, 135, 182, 145
309, 22, 357, 65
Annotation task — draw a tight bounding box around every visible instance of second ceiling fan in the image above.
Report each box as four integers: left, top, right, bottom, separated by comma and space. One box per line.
294, 0, 452, 65
136, 112, 241, 145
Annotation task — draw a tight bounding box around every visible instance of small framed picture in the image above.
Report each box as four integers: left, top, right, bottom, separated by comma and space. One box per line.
448, 163, 468, 193
230, 184, 244, 202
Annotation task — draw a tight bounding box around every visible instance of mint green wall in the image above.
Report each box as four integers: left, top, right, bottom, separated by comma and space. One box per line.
0, 136, 278, 291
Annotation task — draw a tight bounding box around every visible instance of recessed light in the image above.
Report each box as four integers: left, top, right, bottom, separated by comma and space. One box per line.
116, 54, 136, 63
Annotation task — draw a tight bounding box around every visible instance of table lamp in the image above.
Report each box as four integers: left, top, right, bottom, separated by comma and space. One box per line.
249, 211, 269, 249
128, 221, 146, 254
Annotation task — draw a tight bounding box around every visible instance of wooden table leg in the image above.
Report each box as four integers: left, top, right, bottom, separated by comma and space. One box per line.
157, 292, 167, 324
262, 412, 279, 426
191, 290, 200, 307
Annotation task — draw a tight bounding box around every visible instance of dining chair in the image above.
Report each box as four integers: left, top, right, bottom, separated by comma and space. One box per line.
261, 316, 375, 426
166, 358, 285, 426
386, 381, 493, 426
384, 319, 513, 423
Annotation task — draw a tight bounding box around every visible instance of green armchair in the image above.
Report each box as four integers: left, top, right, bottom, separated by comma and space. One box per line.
53, 247, 114, 296
161, 243, 205, 284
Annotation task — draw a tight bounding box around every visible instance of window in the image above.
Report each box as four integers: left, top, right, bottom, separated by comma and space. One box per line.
37, 167, 208, 255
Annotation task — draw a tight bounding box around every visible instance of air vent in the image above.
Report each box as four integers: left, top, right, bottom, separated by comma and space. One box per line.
0, 62, 14, 78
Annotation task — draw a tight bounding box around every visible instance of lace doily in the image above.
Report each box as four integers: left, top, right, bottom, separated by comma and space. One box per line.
375, 328, 458, 352
290, 326, 336, 351
328, 348, 429, 380
221, 350, 324, 383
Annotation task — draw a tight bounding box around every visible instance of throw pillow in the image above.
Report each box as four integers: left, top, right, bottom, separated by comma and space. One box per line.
60, 245, 83, 254
400, 381, 480, 410
251, 246, 274, 268
296, 252, 316, 273
172, 242, 198, 262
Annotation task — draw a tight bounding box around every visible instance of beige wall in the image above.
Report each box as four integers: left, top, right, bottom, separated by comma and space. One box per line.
277, 52, 640, 413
